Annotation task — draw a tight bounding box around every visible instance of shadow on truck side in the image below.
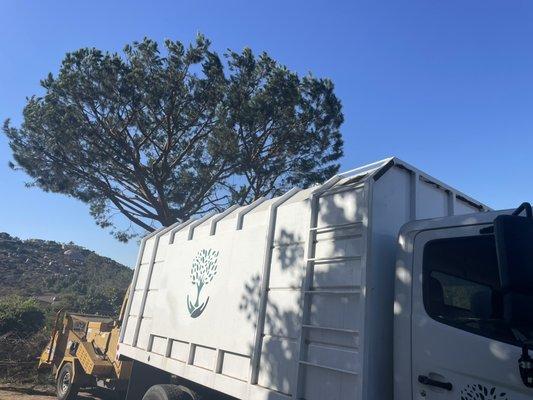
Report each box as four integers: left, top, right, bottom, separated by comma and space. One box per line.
239, 190, 377, 398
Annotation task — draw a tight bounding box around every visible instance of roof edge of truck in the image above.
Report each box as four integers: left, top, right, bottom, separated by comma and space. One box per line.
144, 156, 491, 240
398, 208, 512, 238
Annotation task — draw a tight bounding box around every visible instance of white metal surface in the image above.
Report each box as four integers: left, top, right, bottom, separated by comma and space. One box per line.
119, 157, 489, 400
393, 210, 531, 400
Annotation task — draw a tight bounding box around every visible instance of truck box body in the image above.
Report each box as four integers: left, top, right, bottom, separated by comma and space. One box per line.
118, 157, 489, 400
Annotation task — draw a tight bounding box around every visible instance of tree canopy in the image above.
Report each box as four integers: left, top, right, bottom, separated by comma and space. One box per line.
4, 36, 344, 241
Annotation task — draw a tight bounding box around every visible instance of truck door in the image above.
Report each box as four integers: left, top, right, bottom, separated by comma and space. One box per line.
411, 225, 533, 400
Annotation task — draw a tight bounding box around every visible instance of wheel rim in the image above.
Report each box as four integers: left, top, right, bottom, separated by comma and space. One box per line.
60, 370, 71, 395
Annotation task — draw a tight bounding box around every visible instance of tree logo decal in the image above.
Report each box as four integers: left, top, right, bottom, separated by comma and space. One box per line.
460, 384, 508, 400
187, 249, 219, 318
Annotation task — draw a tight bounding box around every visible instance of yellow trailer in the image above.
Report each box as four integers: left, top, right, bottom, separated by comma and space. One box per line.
38, 292, 132, 400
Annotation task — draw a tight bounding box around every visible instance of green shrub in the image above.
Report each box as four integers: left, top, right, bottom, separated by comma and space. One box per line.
0, 296, 45, 335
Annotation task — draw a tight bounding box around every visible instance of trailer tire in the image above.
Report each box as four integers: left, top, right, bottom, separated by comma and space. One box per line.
142, 384, 200, 400
56, 362, 79, 400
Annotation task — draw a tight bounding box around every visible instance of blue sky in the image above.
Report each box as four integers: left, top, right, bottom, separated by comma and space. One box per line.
1, 0, 532, 267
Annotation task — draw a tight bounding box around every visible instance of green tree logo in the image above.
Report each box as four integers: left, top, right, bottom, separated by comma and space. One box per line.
460, 384, 508, 400
187, 249, 219, 318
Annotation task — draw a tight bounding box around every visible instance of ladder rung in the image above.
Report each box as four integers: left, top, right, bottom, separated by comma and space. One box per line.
314, 233, 363, 243
304, 289, 361, 295
309, 221, 362, 233
306, 256, 361, 264
298, 361, 359, 376
301, 325, 359, 335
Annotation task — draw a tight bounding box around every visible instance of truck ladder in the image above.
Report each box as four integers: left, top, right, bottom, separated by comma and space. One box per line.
293, 177, 362, 399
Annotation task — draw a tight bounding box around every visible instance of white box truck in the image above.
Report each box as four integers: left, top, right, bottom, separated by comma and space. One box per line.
116, 157, 533, 400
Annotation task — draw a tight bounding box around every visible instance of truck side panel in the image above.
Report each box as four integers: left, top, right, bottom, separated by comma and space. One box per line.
121, 182, 369, 400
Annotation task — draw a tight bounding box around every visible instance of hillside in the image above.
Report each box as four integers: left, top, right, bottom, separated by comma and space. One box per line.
0, 232, 133, 315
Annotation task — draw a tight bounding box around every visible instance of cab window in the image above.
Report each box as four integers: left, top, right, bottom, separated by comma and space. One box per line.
423, 234, 520, 346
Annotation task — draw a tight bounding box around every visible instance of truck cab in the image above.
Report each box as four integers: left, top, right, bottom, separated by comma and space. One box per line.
395, 204, 533, 399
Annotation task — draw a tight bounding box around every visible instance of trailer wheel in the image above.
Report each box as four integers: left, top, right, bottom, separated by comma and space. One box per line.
56, 362, 79, 400
142, 384, 200, 400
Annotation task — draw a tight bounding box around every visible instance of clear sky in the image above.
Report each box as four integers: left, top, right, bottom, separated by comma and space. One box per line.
1, 0, 532, 267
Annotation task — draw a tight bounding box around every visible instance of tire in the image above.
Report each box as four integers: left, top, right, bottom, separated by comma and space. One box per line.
56, 362, 79, 400
142, 384, 199, 400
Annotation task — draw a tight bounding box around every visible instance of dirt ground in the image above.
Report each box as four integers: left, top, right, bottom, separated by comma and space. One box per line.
0, 386, 113, 400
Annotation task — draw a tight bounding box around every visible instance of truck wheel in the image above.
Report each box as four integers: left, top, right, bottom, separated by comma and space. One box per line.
56, 362, 79, 400
142, 384, 199, 400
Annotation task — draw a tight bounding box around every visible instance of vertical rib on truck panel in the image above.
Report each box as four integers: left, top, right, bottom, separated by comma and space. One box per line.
118, 157, 489, 400
249, 187, 301, 385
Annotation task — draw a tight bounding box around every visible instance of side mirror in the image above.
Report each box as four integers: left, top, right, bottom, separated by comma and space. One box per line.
494, 211, 533, 294
494, 203, 533, 388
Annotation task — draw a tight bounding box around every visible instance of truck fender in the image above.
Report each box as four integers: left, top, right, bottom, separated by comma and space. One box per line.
55, 357, 82, 384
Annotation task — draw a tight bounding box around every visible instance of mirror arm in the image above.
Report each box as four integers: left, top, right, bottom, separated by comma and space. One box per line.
512, 202, 532, 219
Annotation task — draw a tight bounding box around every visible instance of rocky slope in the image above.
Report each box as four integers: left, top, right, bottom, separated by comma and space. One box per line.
0, 232, 132, 315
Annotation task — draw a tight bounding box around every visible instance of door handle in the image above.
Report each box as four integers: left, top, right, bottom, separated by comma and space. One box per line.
418, 375, 453, 391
